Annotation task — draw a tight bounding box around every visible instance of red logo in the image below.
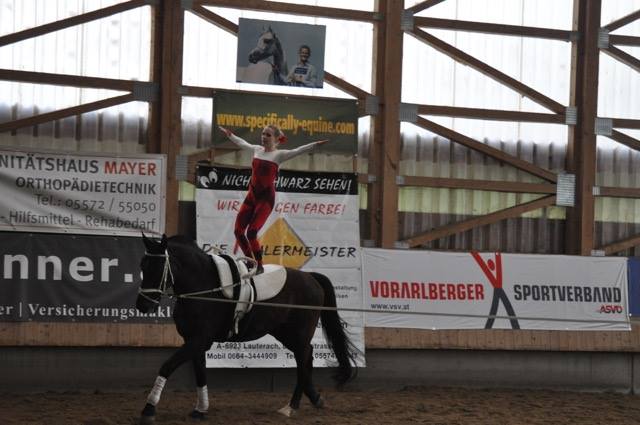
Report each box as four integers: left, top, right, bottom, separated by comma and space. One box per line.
598, 304, 623, 314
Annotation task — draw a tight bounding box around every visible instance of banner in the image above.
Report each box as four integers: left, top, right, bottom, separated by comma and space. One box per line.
196, 165, 364, 367
628, 257, 640, 316
363, 249, 630, 331
0, 232, 172, 323
0, 148, 166, 236
212, 90, 358, 154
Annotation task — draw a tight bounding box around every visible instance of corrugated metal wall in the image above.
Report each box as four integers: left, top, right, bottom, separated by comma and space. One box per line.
357, 133, 640, 255
390, 0, 640, 255
0, 0, 151, 153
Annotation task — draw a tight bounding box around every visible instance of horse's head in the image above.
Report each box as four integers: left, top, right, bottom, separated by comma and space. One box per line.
136, 233, 171, 314
248, 26, 280, 64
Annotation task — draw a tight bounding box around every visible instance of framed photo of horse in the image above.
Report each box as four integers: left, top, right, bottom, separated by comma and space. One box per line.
236, 18, 326, 89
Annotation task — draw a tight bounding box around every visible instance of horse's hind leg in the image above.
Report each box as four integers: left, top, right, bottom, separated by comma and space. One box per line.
277, 340, 324, 417
303, 345, 324, 408
277, 344, 309, 417
140, 344, 192, 424
287, 344, 324, 411
271, 332, 307, 417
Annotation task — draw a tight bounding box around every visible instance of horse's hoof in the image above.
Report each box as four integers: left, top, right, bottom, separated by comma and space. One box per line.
140, 403, 156, 424
312, 395, 325, 409
139, 414, 155, 425
189, 410, 207, 420
277, 404, 297, 417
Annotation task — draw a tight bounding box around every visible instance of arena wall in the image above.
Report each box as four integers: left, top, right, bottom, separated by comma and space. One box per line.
3, 322, 640, 351
0, 347, 636, 395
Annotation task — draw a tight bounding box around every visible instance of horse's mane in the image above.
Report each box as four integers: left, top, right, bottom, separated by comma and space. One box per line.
166, 235, 212, 274
167, 235, 204, 258
270, 32, 287, 79
168, 234, 197, 247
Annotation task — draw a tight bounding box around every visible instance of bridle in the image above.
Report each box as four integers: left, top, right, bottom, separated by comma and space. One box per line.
250, 32, 282, 66
138, 247, 259, 304
138, 250, 174, 305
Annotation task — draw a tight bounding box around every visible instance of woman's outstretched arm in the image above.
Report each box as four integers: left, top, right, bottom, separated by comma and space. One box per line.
278, 139, 328, 162
218, 126, 255, 151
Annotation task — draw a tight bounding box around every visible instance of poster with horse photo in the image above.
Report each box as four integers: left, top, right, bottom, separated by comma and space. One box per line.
236, 18, 326, 88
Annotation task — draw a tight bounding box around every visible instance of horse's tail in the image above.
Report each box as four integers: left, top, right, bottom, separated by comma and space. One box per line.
310, 272, 359, 388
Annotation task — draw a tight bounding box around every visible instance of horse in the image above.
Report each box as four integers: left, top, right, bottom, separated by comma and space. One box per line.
135, 234, 359, 423
241, 26, 288, 85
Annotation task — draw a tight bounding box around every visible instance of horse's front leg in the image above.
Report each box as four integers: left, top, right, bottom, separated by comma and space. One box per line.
140, 344, 192, 424
189, 346, 209, 420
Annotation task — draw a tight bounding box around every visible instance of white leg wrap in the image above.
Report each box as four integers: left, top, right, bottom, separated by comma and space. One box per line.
278, 404, 295, 417
146, 376, 167, 406
195, 385, 209, 412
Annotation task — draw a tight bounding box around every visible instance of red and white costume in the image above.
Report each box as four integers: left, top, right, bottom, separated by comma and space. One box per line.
228, 134, 320, 267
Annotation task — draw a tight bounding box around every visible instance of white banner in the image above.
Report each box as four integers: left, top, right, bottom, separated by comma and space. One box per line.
0, 148, 165, 236
363, 249, 630, 331
196, 166, 364, 367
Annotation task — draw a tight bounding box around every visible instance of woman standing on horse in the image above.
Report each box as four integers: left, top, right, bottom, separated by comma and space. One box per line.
219, 125, 328, 274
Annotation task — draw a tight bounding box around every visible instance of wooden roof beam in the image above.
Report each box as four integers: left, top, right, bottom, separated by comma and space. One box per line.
408, 28, 566, 114
400, 195, 556, 248
406, 0, 447, 15
190, 4, 238, 34
414, 17, 577, 41
376, 0, 403, 249
603, 9, 640, 32
0, 0, 151, 47
598, 234, 640, 256
610, 118, 640, 129
601, 45, 640, 73
604, 130, 640, 152
0, 93, 136, 133
597, 186, 640, 199
417, 104, 564, 124
415, 116, 557, 183
609, 34, 640, 47
181, 85, 215, 98
195, 0, 380, 23
182, 85, 363, 108
565, 0, 601, 256
396, 176, 556, 194
152, 0, 185, 235
323, 72, 370, 99
0, 68, 147, 92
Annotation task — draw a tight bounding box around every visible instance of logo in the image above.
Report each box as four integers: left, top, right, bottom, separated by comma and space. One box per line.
259, 217, 310, 269
199, 169, 218, 188
598, 304, 623, 314
471, 252, 520, 330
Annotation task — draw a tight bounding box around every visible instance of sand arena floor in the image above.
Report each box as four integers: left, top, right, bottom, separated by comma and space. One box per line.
2, 386, 640, 424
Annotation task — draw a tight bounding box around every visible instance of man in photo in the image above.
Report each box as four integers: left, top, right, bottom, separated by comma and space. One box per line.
286, 45, 319, 88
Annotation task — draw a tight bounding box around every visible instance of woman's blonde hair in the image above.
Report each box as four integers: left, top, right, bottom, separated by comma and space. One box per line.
266, 124, 287, 144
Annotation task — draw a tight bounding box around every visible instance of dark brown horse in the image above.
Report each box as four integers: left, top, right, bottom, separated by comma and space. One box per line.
135, 234, 358, 423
